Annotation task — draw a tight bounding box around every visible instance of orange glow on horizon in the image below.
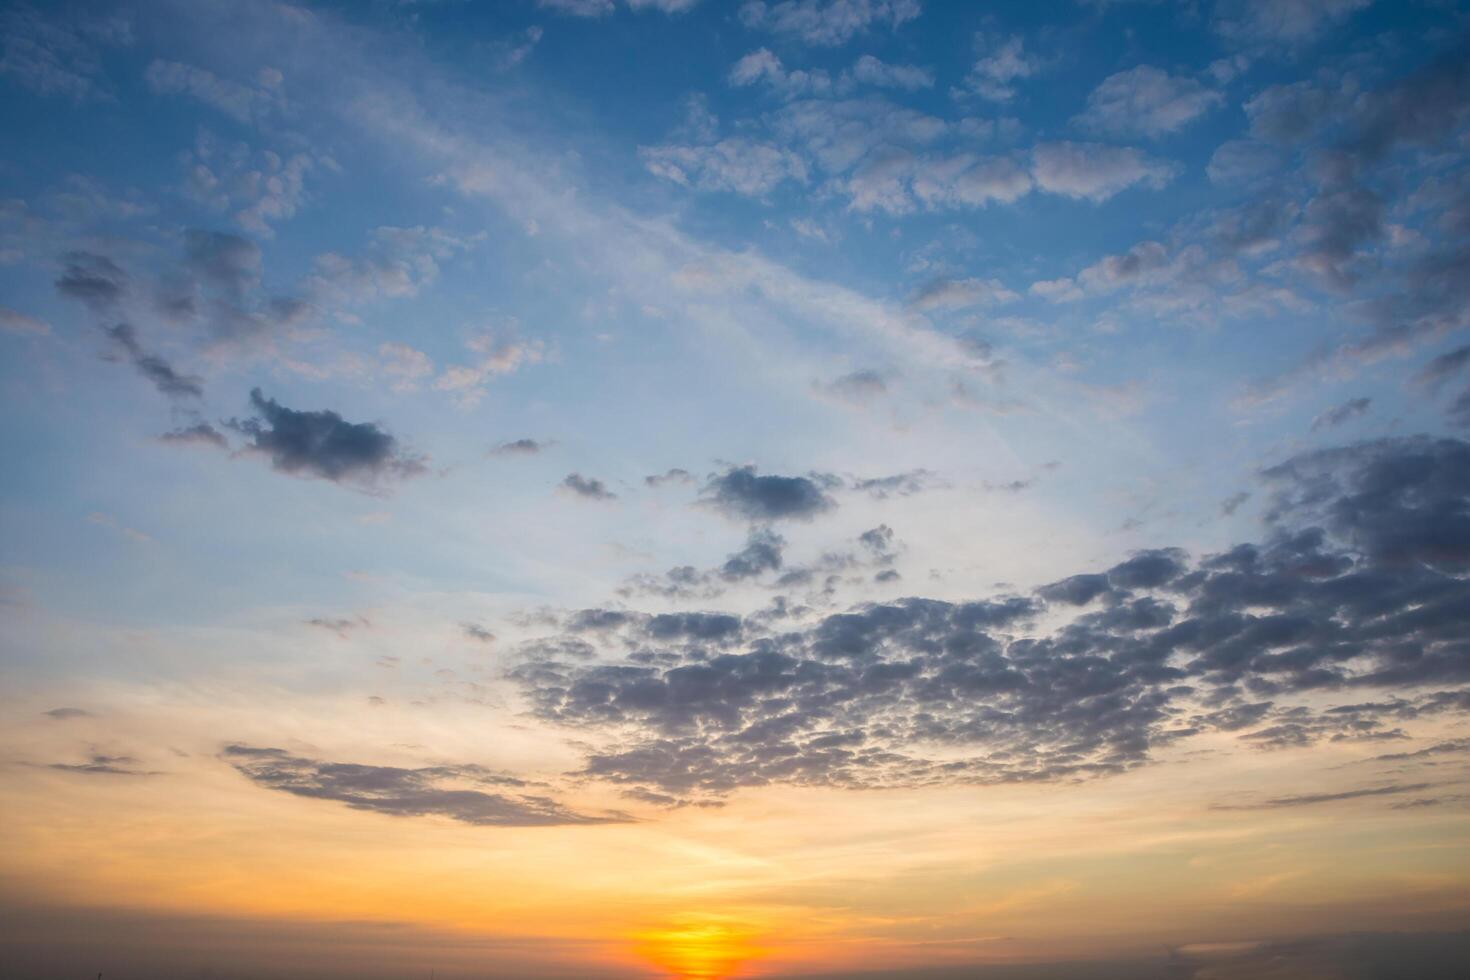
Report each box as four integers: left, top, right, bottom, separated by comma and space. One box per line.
631, 915, 767, 980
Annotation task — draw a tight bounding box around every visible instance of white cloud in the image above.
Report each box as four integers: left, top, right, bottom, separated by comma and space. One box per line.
641, 139, 809, 197
1214, 0, 1373, 47
728, 48, 833, 98
378, 342, 434, 392
963, 35, 1038, 102
910, 277, 1020, 312
145, 59, 283, 124
1030, 142, 1179, 202
850, 54, 932, 91
1077, 66, 1222, 138
738, 0, 921, 46
435, 329, 546, 407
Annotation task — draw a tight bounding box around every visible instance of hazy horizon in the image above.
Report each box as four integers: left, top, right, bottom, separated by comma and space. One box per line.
2, 1, 1469, 978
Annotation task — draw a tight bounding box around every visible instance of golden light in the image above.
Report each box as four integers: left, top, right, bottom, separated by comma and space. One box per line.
630, 915, 766, 980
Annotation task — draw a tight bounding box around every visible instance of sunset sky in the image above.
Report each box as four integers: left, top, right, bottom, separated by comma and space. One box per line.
2, 1, 1469, 978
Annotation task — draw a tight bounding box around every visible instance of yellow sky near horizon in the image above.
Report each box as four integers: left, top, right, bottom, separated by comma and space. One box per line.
4, 683, 1467, 980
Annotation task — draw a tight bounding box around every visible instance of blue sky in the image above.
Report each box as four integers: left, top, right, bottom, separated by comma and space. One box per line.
2, 2, 1469, 977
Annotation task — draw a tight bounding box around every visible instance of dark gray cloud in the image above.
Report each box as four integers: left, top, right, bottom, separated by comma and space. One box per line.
223, 745, 625, 826
702, 465, 836, 522
462, 623, 496, 644
849, 469, 932, 498
721, 528, 785, 581
1213, 782, 1435, 810
159, 422, 228, 449
490, 438, 547, 456
1220, 491, 1251, 516
1311, 396, 1370, 431
103, 323, 203, 399
49, 753, 153, 776
509, 437, 1470, 804
54, 250, 127, 311
228, 389, 426, 486
561, 473, 616, 500
183, 229, 260, 299
645, 467, 693, 487
1416, 346, 1470, 392
43, 707, 92, 720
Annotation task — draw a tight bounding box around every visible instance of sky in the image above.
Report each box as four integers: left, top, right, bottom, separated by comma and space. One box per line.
1, 0, 1469, 977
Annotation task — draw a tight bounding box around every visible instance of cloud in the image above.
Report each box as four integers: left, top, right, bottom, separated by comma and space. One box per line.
491, 438, 549, 456
378, 342, 434, 392
433, 329, 545, 407
50, 753, 154, 776
160, 422, 229, 449
0, 306, 50, 335
1213, 782, 1433, 810
144, 59, 281, 125
102, 323, 203, 399
1076, 66, 1222, 138
910, 277, 1019, 312
1214, 0, 1373, 47
462, 623, 496, 644
228, 389, 427, 486
1310, 396, 1371, 431
641, 139, 808, 197
964, 34, 1038, 102
645, 467, 694, 487
727, 48, 833, 99
720, 528, 785, 580
54, 250, 127, 312
561, 473, 617, 500
0, 6, 131, 102
223, 745, 625, 826
738, 0, 921, 47
850, 54, 932, 91
512, 436, 1470, 802
818, 369, 888, 406
1415, 346, 1470, 392
701, 465, 837, 522
43, 707, 92, 720
1030, 142, 1179, 202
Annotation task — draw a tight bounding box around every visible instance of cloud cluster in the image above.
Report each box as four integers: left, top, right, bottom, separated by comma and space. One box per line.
510, 437, 1470, 804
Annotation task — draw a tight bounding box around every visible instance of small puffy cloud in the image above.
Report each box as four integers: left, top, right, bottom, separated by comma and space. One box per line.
850, 54, 932, 91
229, 388, 426, 486
964, 34, 1038, 102
1214, 0, 1373, 47
491, 438, 549, 456
641, 139, 808, 197
702, 465, 836, 522
434, 329, 545, 407
910, 276, 1019, 312
378, 343, 434, 392
561, 473, 617, 500
1077, 66, 1222, 138
1030, 142, 1179, 202
739, 0, 921, 47
728, 48, 833, 98
1207, 139, 1284, 184
818, 369, 888, 406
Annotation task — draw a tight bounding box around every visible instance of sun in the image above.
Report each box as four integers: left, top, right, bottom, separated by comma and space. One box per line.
631, 916, 765, 980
